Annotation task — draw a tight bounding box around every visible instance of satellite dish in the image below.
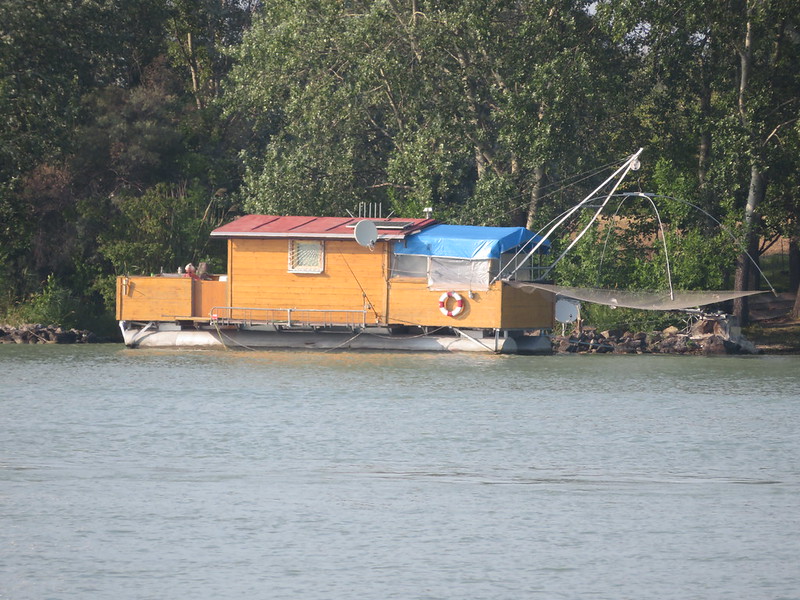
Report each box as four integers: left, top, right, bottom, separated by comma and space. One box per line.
354, 220, 378, 248
555, 298, 581, 324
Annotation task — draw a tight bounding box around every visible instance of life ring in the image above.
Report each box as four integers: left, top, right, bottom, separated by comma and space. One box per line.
438, 291, 464, 317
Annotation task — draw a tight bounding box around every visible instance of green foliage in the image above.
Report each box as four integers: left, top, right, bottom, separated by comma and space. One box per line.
14, 275, 82, 329
99, 181, 228, 276
167, 0, 257, 109
226, 0, 625, 223
457, 174, 520, 226
73, 74, 184, 191
0, 0, 245, 329
666, 229, 736, 290
1, 0, 799, 336
553, 193, 739, 311
576, 305, 684, 334
759, 253, 792, 293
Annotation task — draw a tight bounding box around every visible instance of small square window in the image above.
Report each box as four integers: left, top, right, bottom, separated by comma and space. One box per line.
391, 254, 428, 279
288, 240, 324, 273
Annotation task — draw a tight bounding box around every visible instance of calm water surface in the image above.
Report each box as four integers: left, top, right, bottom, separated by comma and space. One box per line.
2, 345, 799, 599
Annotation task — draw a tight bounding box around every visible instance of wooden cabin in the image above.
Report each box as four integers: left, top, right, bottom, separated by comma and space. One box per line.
116, 215, 555, 343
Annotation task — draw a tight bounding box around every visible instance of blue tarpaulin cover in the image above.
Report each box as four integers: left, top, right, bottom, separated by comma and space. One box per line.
393, 224, 550, 260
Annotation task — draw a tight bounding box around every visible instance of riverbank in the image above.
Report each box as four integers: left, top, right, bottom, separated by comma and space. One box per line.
553, 320, 800, 355
552, 314, 800, 355
743, 291, 800, 354
0, 323, 116, 344
743, 319, 800, 354
551, 326, 757, 355
552, 291, 800, 355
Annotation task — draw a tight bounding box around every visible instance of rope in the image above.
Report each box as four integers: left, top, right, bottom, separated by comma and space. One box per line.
337, 247, 381, 323
212, 319, 230, 350
323, 331, 364, 352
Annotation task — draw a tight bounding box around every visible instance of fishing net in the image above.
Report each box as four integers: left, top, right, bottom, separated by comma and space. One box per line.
507, 281, 766, 311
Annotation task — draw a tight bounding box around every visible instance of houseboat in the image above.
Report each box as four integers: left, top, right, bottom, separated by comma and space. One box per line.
116, 215, 555, 353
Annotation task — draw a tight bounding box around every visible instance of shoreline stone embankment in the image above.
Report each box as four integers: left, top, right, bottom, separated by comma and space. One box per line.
0, 324, 112, 344
551, 323, 758, 355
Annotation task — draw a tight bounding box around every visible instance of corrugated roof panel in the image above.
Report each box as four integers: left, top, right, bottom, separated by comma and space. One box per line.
277, 216, 317, 232
211, 215, 436, 240
251, 216, 281, 230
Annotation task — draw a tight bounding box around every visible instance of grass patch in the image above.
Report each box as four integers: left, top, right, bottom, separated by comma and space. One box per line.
744, 319, 800, 352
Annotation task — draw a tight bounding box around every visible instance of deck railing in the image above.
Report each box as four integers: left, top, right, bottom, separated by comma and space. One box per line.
209, 306, 368, 329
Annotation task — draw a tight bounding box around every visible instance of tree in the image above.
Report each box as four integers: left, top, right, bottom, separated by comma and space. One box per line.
0, 0, 169, 181
0, 0, 255, 314
99, 181, 230, 277
0, 0, 171, 304
729, 1, 800, 324
168, 0, 261, 109
596, 0, 800, 320
225, 0, 626, 227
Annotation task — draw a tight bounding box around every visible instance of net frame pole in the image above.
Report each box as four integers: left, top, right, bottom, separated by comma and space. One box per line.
493, 148, 644, 284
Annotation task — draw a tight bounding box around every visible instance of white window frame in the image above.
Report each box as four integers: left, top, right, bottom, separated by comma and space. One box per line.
288, 240, 325, 273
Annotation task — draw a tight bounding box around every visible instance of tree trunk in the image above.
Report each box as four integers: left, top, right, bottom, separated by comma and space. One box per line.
733, 165, 765, 325
793, 285, 800, 320
789, 238, 800, 293
187, 32, 203, 110
785, 234, 797, 320
733, 247, 756, 325
526, 164, 546, 231
508, 157, 526, 227
698, 86, 712, 186
732, 4, 759, 326
525, 101, 547, 231
474, 145, 487, 180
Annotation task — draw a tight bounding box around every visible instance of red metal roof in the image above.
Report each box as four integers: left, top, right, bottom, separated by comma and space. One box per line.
210, 215, 436, 240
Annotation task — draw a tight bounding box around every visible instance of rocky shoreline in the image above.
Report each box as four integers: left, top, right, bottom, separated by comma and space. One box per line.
0, 324, 114, 344
552, 322, 758, 355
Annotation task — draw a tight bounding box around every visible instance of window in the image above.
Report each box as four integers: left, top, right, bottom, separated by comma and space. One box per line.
429, 257, 491, 291
495, 252, 546, 282
391, 254, 428, 279
288, 240, 324, 273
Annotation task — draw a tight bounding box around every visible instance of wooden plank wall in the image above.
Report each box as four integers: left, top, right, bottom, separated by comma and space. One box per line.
229, 238, 389, 324
192, 280, 227, 318
116, 276, 193, 321
388, 280, 553, 329
117, 277, 229, 321
388, 280, 504, 328
500, 284, 554, 329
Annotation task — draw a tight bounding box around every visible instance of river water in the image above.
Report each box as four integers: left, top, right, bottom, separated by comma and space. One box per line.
2, 344, 799, 600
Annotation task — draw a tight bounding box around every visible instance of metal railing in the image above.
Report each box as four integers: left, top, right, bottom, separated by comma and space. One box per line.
209, 306, 368, 329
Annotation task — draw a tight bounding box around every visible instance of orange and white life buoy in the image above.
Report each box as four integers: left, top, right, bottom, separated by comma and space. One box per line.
438, 291, 464, 317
